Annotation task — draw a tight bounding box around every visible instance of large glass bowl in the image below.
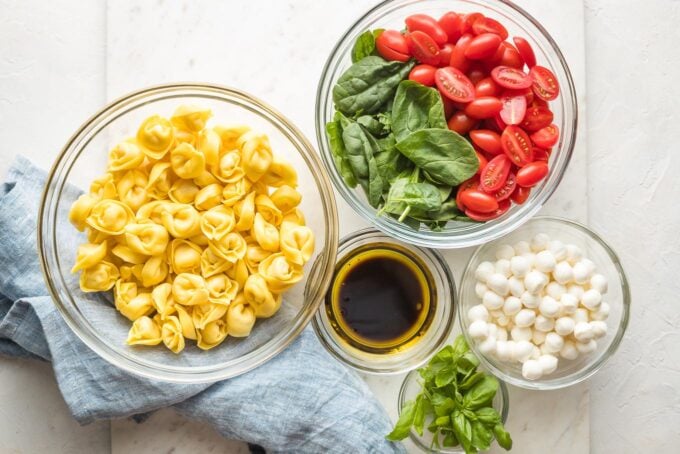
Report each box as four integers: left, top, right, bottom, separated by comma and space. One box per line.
458, 216, 630, 390
316, 0, 577, 248
38, 83, 339, 383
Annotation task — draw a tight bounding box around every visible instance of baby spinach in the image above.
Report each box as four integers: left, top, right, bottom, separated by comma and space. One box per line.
325, 113, 357, 188
351, 29, 383, 63
341, 121, 384, 207
391, 80, 447, 142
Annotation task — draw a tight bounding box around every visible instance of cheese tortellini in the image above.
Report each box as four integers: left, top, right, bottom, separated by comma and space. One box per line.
70, 105, 315, 354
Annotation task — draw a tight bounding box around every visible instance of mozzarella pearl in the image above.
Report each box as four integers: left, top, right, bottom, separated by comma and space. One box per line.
508, 276, 525, 297
496, 327, 508, 342
475, 261, 495, 282
496, 313, 511, 327
572, 261, 593, 284
573, 321, 594, 342
546, 282, 566, 300
538, 354, 559, 374
560, 293, 579, 315
581, 289, 602, 311
576, 339, 597, 354
495, 341, 513, 361
522, 359, 544, 380
514, 309, 536, 327
539, 296, 561, 318
525, 270, 549, 294
532, 329, 547, 345
475, 282, 488, 298
574, 308, 590, 323
534, 314, 555, 332
496, 244, 515, 260
590, 273, 609, 294
531, 233, 550, 252
553, 261, 574, 285
530, 345, 541, 360
590, 321, 608, 339
521, 291, 541, 309
513, 340, 534, 362
591, 302, 610, 321
565, 244, 583, 264
479, 336, 497, 355
522, 253, 536, 269
555, 316, 576, 336
548, 240, 567, 261
511, 326, 533, 342
483, 291, 505, 310
513, 240, 531, 255
543, 332, 564, 353
560, 340, 579, 360
567, 284, 585, 300
535, 250, 557, 273
503, 296, 522, 316
495, 259, 512, 278
487, 273, 510, 296
469, 320, 490, 340
510, 255, 530, 278
468, 304, 489, 322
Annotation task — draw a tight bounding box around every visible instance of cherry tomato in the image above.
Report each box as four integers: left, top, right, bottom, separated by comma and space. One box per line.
531, 124, 559, 148
499, 91, 527, 125
442, 97, 456, 119
462, 12, 484, 32
493, 172, 517, 201
435, 66, 475, 103
439, 43, 455, 67
499, 43, 524, 69
407, 31, 441, 65
475, 77, 500, 97
513, 36, 536, 68
438, 12, 464, 44
523, 88, 535, 105
409, 64, 437, 86
480, 154, 512, 193
447, 111, 478, 134
533, 148, 550, 162
467, 65, 487, 84
465, 199, 510, 221
470, 129, 502, 155
465, 33, 502, 60
375, 30, 410, 62
406, 14, 449, 45
456, 176, 481, 211
465, 96, 503, 119
472, 17, 509, 40
516, 161, 549, 187
521, 106, 554, 132
501, 125, 534, 166
529, 65, 560, 101
485, 114, 507, 133
460, 189, 499, 213
531, 97, 548, 108
475, 151, 488, 175
510, 186, 531, 205
491, 66, 532, 89
449, 33, 473, 71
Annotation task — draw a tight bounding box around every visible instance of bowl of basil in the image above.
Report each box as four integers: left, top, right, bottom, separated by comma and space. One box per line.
315, 0, 577, 248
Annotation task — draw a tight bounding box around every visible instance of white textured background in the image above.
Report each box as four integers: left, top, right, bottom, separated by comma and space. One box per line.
0, 0, 678, 453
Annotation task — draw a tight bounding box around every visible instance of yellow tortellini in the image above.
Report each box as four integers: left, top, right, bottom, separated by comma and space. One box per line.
70, 105, 315, 354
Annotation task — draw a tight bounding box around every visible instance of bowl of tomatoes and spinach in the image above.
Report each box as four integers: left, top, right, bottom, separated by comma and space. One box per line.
317, 0, 577, 248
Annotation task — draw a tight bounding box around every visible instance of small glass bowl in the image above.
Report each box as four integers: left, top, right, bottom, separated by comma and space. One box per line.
38, 83, 339, 383
458, 216, 631, 390
315, 0, 577, 249
312, 228, 456, 374
398, 369, 509, 453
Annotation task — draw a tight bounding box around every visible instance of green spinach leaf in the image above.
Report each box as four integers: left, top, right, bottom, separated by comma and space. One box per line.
325, 113, 357, 187
341, 122, 384, 207
391, 80, 447, 142
386, 399, 417, 441
351, 30, 376, 62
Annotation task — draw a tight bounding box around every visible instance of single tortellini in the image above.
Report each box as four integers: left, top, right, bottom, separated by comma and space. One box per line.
136, 200, 170, 224
90, 173, 118, 199
226, 295, 256, 337
200, 247, 231, 278
125, 222, 169, 256
170, 143, 205, 179
194, 183, 223, 210
168, 179, 200, 204
205, 273, 239, 305
117, 170, 149, 211
260, 158, 298, 188
214, 149, 245, 184
141, 255, 169, 288
111, 244, 146, 264
193, 170, 219, 187
196, 318, 229, 350
226, 259, 249, 289
137, 115, 174, 159
282, 208, 306, 226
192, 303, 227, 330
171, 104, 212, 133
87, 200, 135, 235
222, 177, 251, 206
210, 232, 247, 263
255, 194, 282, 226
251, 213, 280, 252
213, 125, 250, 151
200, 205, 235, 241
80, 261, 119, 292
161, 204, 201, 238
126, 316, 162, 346
169, 239, 202, 274
251, 180, 269, 196
115, 279, 138, 306
189, 234, 210, 247
69, 194, 99, 231
108, 141, 145, 172
146, 162, 174, 200
172, 273, 209, 306
120, 263, 145, 284
258, 253, 303, 292
270, 185, 302, 213
234, 192, 256, 231
87, 228, 110, 244
238, 131, 272, 182
243, 273, 281, 318
161, 316, 185, 354
71, 242, 107, 273
197, 128, 221, 167
175, 305, 197, 340
151, 282, 176, 319
116, 291, 154, 321
280, 222, 315, 266
244, 245, 271, 275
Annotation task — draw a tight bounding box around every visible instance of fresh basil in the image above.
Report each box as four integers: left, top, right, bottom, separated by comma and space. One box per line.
463, 376, 499, 410
472, 420, 494, 451
391, 80, 447, 142
386, 398, 416, 441
452, 409, 473, 453
494, 424, 513, 450
475, 407, 502, 427
413, 394, 427, 436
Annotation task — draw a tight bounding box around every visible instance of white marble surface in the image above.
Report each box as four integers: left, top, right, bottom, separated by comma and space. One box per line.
0, 0, 678, 453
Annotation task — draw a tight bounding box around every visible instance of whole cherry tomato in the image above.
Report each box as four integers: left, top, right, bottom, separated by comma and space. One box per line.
438, 12, 464, 44
439, 43, 455, 67
516, 161, 549, 187
510, 185, 531, 205
449, 33, 473, 71
460, 189, 499, 213
409, 64, 437, 86
475, 151, 489, 175
465, 199, 510, 221
530, 124, 559, 148
465, 33, 502, 60
456, 176, 481, 211
475, 77, 500, 97
465, 96, 503, 119
447, 111, 478, 134
470, 129, 502, 155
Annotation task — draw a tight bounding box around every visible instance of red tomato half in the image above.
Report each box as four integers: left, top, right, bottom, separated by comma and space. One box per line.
472, 17, 509, 40
501, 125, 534, 166
510, 186, 530, 204
465, 33, 502, 60
493, 172, 517, 201
521, 106, 554, 132
516, 161, 549, 187
499, 91, 527, 125
447, 111, 478, 134
513, 36, 536, 68
531, 124, 559, 148
499, 43, 524, 69
438, 12, 464, 44
435, 67, 475, 103
480, 154, 512, 193
407, 30, 441, 65
375, 30, 410, 62
491, 66, 532, 89
409, 64, 437, 86
466, 199, 510, 221
405, 14, 449, 45
470, 129, 502, 155
456, 176, 481, 211
530, 66, 560, 101
475, 77, 500, 97
465, 96, 502, 119
449, 33, 473, 71
439, 43, 455, 67
460, 189, 499, 213
461, 12, 484, 32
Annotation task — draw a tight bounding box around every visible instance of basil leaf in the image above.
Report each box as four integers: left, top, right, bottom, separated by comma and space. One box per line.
459, 371, 486, 391
396, 128, 478, 186
333, 56, 414, 116
342, 122, 384, 207
452, 410, 473, 454
413, 395, 427, 436
442, 431, 459, 447
471, 420, 494, 451
435, 364, 457, 388
430, 393, 456, 417
386, 398, 417, 441
475, 407, 502, 427
434, 415, 451, 427
450, 335, 470, 360
351, 30, 376, 63
463, 376, 499, 410
457, 350, 481, 375
391, 80, 447, 142
325, 115, 357, 188
494, 423, 513, 450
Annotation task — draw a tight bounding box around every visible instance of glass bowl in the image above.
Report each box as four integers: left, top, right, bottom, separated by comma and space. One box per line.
316, 0, 577, 249
312, 228, 456, 374
398, 369, 509, 453
458, 216, 630, 390
38, 83, 339, 383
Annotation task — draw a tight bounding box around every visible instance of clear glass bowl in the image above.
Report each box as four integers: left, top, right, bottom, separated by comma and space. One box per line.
398, 369, 509, 453
458, 216, 631, 390
315, 0, 577, 248
312, 228, 456, 374
38, 83, 339, 383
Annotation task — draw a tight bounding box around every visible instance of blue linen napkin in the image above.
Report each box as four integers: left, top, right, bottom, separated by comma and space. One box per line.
0, 156, 404, 454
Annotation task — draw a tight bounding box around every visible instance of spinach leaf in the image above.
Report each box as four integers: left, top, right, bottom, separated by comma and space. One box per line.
452, 410, 473, 454
493, 424, 513, 450
471, 420, 494, 451
463, 376, 499, 410
341, 122, 384, 207
386, 398, 417, 441
333, 56, 414, 116
475, 407, 501, 427
391, 80, 447, 142
357, 114, 389, 137
381, 175, 441, 221
374, 134, 411, 184
351, 30, 376, 63
396, 128, 478, 186
325, 113, 357, 187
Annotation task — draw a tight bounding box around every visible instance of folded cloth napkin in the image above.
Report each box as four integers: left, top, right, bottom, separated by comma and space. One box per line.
0, 156, 404, 454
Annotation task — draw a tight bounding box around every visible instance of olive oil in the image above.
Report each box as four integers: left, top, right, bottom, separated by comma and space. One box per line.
326, 243, 435, 353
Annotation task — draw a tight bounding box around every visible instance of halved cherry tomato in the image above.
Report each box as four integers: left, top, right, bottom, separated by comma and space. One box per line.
465, 199, 510, 221
475, 151, 488, 175
465, 33, 502, 60
516, 161, 549, 187
530, 65, 560, 101
405, 14, 449, 45
480, 154, 512, 193
475, 77, 500, 97
467, 65, 487, 84
449, 33, 473, 71
531, 97, 548, 108
523, 88, 535, 105
470, 129, 502, 155
521, 106, 553, 132
499, 91, 527, 125
435, 67, 475, 103
438, 12, 464, 44
513, 36, 536, 68
493, 172, 517, 201
375, 30, 410, 62
465, 96, 502, 119
501, 125, 534, 166
456, 176, 481, 211
491, 66, 532, 89
531, 124, 559, 148
409, 64, 437, 86
461, 12, 484, 32
499, 43, 524, 69
533, 148, 550, 162
407, 30, 441, 65
460, 189, 499, 213
447, 111, 478, 134
472, 17, 509, 40
439, 43, 455, 67
510, 186, 530, 204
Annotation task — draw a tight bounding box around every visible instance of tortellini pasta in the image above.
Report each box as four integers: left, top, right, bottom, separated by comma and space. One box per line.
70, 105, 315, 353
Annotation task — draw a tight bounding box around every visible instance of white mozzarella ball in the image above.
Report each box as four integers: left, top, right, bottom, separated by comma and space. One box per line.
487, 273, 510, 296
503, 296, 522, 316
475, 261, 495, 282
572, 260, 593, 284
590, 321, 608, 339
546, 282, 566, 300
534, 314, 555, 332
574, 308, 590, 323
469, 320, 490, 340
496, 327, 508, 342
565, 244, 583, 264
514, 309, 536, 327
495, 340, 513, 361
487, 323, 498, 340
538, 354, 559, 375
489, 310, 503, 320
532, 329, 547, 345
554, 316, 576, 336
483, 291, 505, 310
553, 261, 574, 285
468, 304, 489, 322
496, 313, 511, 327
509, 255, 530, 278
511, 326, 533, 342
581, 289, 602, 311
573, 321, 594, 342
535, 250, 557, 273
543, 332, 565, 353
560, 293, 579, 315
559, 340, 579, 360
522, 359, 544, 380
508, 276, 525, 297
513, 340, 534, 362
576, 339, 597, 354
530, 345, 541, 360
539, 296, 561, 318
478, 336, 498, 355
475, 282, 489, 299
496, 244, 515, 260
513, 240, 531, 255
522, 253, 536, 269
531, 233, 551, 252
539, 343, 553, 355
525, 270, 549, 294
590, 273, 609, 294
567, 284, 585, 300
591, 302, 610, 321
548, 240, 567, 261
495, 259, 512, 278
521, 291, 541, 309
